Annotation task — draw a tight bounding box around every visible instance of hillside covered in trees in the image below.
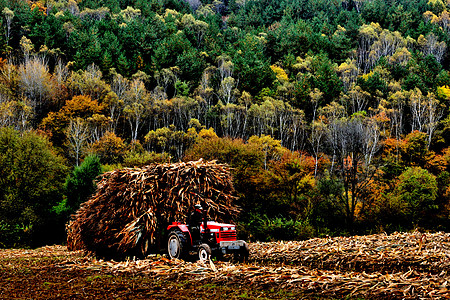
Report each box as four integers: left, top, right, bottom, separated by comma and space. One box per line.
1, 0, 450, 248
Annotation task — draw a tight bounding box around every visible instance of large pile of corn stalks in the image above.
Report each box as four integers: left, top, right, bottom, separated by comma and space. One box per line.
67, 159, 239, 258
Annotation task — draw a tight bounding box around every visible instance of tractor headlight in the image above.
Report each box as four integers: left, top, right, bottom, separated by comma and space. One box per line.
231, 226, 235, 231
221, 227, 229, 231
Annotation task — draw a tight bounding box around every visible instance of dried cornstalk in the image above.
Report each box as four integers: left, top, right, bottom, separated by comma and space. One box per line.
67, 159, 239, 257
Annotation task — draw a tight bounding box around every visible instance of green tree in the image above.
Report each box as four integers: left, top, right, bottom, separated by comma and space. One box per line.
176, 49, 206, 87
59, 155, 101, 215
0, 127, 68, 247
144, 125, 198, 160
232, 35, 276, 96
402, 131, 431, 167
394, 166, 438, 227
315, 173, 347, 235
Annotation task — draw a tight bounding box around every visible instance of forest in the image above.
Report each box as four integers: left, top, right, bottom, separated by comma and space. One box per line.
1, 0, 450, 248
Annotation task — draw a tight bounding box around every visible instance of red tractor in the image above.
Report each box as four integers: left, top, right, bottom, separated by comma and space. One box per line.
166, 205, 249, 262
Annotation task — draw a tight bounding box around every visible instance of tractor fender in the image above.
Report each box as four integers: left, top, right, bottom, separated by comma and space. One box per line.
167, 223, 193, 246
177, 224, 190, 233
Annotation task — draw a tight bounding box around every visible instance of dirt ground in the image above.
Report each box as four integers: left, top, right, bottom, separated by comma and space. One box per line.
1, 232, 449, 299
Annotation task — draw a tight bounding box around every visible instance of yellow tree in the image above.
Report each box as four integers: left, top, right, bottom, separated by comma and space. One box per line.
67, 117, 89, 166
369, 29, 406, 67
198, 66, 216, 107
144, 125, 198, 160
337, 59, 359, 92
123, 79, 150, 142
388, 47, 411, 65
102, 91, 123, 133
119, 6, 141, 21
0, 98, 32, 130
347, 85, 371, 114
41, 94, 105, 148
419, 33, 447, 63
87, 113, 111, 143
358, 23, 381, 73
220, 102, 247, 138
248, 134, 286, 170
67, 64, 110, 101
18, 55, 54, 122
249, 98, 276, 137
309, 88, 323, 121
427, 0, 446, 14
179, 13, 209, 47
2, 7, 13, 46
89, 131, 127, 164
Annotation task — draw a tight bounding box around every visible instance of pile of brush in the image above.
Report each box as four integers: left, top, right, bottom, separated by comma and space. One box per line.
67, 159, 239, 258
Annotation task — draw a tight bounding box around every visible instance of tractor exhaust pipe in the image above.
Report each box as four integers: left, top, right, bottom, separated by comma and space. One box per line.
203, 202, 209, 240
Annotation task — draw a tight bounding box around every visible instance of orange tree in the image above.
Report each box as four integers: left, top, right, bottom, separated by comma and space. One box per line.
184, 136, 265, 204
267, 151, 316, 219
262, 151, 317, 240
88, 131, 127, 164
184, 134, 317, 241
41, 95, 105, 146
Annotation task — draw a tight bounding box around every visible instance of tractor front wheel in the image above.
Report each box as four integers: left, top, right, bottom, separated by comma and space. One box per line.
198, 243, 211, 261
233, 242, 249, 263
167, 230, 188, 259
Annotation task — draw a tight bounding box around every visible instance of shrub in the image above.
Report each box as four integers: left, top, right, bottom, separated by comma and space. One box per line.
241, 214, 314, 242
123, 150, 171, 167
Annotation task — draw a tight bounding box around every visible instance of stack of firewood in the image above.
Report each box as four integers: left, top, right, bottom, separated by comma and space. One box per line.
67, 159, 239, 258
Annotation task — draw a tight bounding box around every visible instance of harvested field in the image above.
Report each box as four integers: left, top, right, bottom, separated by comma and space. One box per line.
1, 232, 449, 299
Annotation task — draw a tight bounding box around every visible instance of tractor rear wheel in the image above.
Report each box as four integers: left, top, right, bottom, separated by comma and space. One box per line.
198, 243, 211, 261
167, 230, 188, 259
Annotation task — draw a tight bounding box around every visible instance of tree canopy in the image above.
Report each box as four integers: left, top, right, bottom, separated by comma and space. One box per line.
1, 0, 450, 246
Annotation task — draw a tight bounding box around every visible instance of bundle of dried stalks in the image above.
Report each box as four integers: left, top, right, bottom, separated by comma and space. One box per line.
66, 159, 239, 257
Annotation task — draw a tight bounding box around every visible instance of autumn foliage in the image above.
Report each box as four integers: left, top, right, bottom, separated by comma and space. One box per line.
2, 0, 450, 248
